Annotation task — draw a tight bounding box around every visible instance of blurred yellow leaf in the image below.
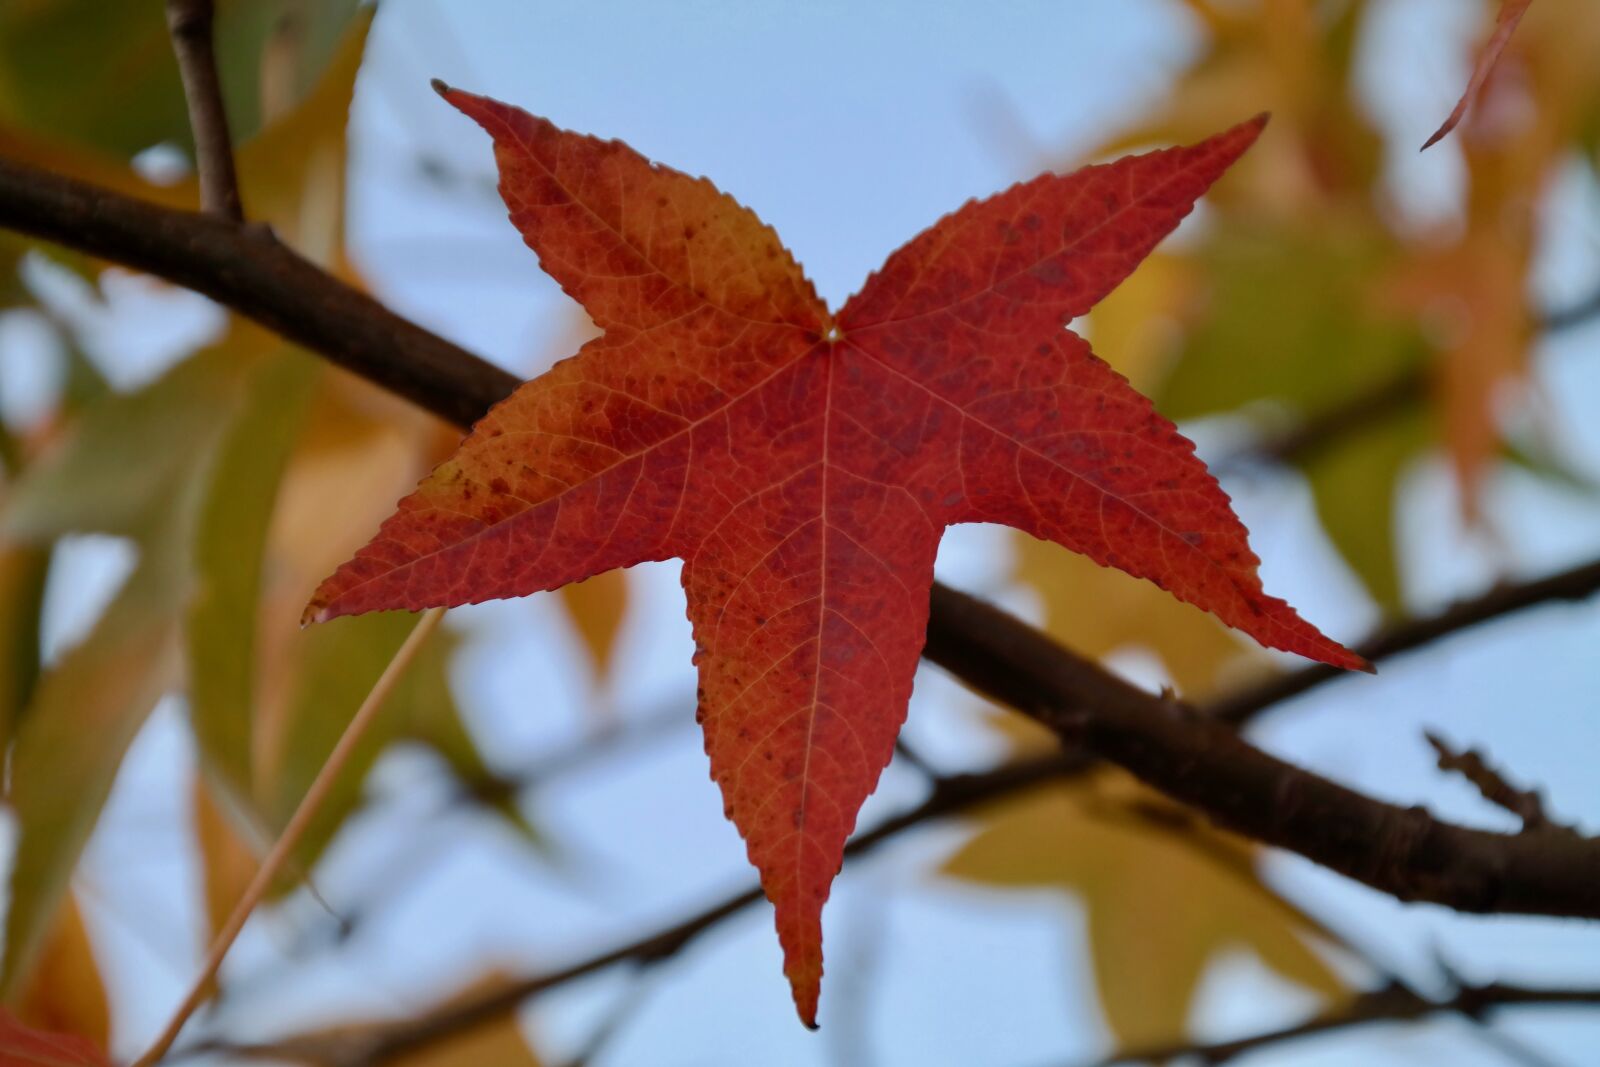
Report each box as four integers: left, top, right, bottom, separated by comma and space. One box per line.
558, 570, 627, 684
210, 7, 372, 263
1014, 535, 1259, 698
388, 987, 543, 1067
943, 766, 1345, 1050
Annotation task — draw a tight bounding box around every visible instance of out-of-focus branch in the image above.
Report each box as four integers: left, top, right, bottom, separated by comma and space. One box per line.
191, 757, 1078, 1067
165, 0, 243, 219
1206, 556, 1600, 724
1085, 979, 1600, 1066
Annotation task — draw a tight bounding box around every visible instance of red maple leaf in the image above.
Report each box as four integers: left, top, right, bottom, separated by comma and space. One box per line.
307, 86, 1365, 1025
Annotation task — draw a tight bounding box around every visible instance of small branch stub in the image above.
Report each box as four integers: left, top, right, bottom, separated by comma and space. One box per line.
166, 0, 244, 220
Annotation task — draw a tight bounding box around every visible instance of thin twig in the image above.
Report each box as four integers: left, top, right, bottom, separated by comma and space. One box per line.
1425, 731, 1563, 832
165, 0, 243, 220
134, 608, 446, 1067
1076, 979, 1600, 1066
1206, 556, 1600, 725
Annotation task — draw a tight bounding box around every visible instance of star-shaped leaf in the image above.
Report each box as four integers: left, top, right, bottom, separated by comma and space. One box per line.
308, 89, 1363, 1024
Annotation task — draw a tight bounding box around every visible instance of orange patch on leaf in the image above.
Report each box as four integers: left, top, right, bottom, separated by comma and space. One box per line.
307, 89, 1362, 1025
0, 1010, 108, 1067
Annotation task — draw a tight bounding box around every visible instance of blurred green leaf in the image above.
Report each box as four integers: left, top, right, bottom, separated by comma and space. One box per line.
0, 342, 249, 990
0, 0, 360, 159
1160, 224, 1418, 419
188, 347, 316, 802
1301, 408, 1430, 612
1, 510, 189, 994
1157, 223, 1427, 610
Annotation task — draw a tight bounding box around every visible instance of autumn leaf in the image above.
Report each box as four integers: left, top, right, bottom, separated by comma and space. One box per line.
0, 1010, 107, 1067
1158, 221, 1428, 610
944, 766, 1345, 1049
1014, 539, 1261, 698
12, 898, 108, 1051
308, 88, 1363, 1025
558, 570, 627, 686
0, 0, 362, 159
1422, 0, 1534, 150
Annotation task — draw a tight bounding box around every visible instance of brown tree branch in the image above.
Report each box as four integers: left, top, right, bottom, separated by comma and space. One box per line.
3, 158, 1600, 1062
1086, 979, 1600, 1066
0, 157, 511, 428
165, 0, 243, 220
926, 585, 1600, 918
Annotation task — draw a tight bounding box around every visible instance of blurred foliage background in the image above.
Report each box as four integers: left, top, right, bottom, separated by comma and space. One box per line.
0, 1, 1596, 1064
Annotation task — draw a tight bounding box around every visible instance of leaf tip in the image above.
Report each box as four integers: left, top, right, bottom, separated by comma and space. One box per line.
1325, 644, 1375, 674
429, 77, 452, 98
786, 960, 822, 1030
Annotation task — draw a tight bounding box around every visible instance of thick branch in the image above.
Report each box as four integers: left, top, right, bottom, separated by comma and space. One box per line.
927, 584, 1600, 918
166, 0, 243, 220
0, 157, 513, 428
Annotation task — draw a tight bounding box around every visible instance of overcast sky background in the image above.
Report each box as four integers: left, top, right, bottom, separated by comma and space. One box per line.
20, 1, 1600, 1064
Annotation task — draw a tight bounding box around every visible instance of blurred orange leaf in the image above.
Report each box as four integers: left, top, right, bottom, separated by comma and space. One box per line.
0, 1009, 107, 1067
12, 897, 107, 1052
